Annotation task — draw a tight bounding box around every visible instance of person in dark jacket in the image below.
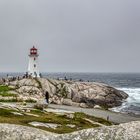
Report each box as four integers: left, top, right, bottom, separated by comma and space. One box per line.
45, 91, 49, 104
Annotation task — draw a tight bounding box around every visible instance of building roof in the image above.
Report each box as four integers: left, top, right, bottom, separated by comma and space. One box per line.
30, 46, 37, 50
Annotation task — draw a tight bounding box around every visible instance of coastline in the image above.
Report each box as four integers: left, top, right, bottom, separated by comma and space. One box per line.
0, 76, 140, 139
0, 72, 140, 116
0, 75, 139, 124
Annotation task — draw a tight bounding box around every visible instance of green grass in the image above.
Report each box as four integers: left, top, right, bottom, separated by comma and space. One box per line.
30, 109, 44, 115
0, 108, 15, 117
0, 98, 19, 102
25, 99, 37, 103
0, 108, 112, 134
74, 112, 112, 126
0, 85, 17, 97
0, 86, 14, 92
0, 92, 17, 97
0, 98, 37, 103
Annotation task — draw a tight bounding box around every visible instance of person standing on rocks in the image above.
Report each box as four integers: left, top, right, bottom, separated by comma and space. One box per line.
45, 91, 49, 104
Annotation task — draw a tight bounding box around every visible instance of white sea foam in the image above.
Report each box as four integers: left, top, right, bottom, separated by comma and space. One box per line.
111, 88, 140, 115
118, 88, 140, 104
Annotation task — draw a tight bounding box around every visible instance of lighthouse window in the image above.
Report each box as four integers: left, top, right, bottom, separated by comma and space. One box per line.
34, 64, 36, 68
34, 58, 36, 61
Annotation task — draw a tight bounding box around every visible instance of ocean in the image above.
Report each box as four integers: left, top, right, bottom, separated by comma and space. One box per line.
0, 72, 140, 116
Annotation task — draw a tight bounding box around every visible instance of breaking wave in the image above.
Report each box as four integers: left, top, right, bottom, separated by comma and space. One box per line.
111, 88, 140, 116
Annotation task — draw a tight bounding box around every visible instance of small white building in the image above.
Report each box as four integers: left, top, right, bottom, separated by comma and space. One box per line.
28, 46, 40, 77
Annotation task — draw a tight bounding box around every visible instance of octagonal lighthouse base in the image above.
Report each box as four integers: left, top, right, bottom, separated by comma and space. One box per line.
28, 46, 40, 78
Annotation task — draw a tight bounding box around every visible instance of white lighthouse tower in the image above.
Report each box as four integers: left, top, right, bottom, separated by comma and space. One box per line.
28, 46, 40, 77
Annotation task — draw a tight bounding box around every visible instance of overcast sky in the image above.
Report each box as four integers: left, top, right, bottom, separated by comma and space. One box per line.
0, 0, 140, 73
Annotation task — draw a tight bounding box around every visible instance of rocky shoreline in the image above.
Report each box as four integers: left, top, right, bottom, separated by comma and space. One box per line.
0, 77, 128, 109
0, 78, 140, 140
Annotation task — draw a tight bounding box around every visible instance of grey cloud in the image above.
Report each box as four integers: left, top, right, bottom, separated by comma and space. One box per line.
0, 0, 140, 72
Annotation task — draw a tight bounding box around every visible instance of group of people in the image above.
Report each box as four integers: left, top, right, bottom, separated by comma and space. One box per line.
23, 72, 42, 78
0, 72, 43, 84
1, 75, 21, 83
57, 76, 89, 82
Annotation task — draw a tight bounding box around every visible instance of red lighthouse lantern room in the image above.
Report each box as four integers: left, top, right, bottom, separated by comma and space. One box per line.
30, 46, 38, 55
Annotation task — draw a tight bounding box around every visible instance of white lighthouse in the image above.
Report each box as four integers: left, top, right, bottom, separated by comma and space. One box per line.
28, 46, 40, 77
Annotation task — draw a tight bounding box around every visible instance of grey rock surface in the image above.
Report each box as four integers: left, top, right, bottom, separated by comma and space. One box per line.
0, 121, 139, 140
29, 122, 61, 129
7, 78, 128, 108
0, 124, 57, 140
58, 121, 140, 140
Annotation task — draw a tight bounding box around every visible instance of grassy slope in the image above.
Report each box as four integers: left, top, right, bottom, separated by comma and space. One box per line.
0, 108, 112, 134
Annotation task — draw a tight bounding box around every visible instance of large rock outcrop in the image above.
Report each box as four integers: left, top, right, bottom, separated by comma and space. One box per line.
0, 121, 139, 140
7, 78, 128, 108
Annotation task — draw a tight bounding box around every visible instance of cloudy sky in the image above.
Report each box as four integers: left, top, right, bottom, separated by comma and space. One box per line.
0, 0, 140, 73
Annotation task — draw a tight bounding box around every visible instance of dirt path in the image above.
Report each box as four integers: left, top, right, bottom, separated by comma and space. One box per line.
49, 104, 140, 124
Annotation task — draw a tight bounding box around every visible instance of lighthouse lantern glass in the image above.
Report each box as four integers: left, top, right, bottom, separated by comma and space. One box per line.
30, 47, 37, 55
